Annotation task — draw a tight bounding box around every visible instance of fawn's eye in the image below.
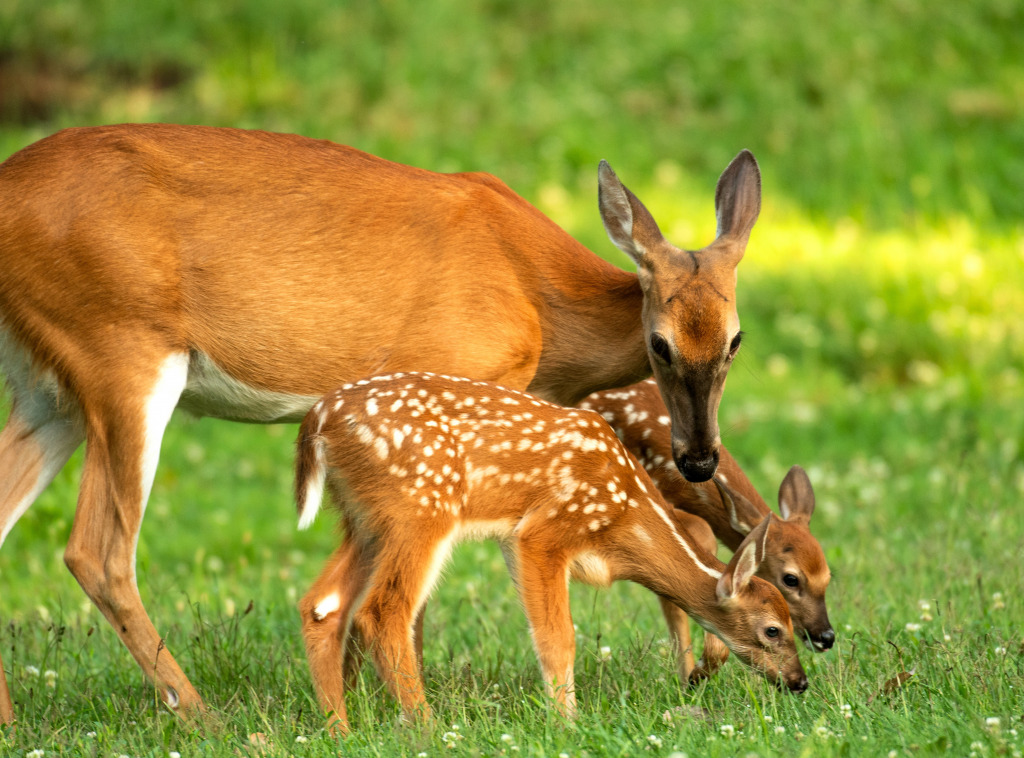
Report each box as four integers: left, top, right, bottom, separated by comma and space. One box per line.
728, 331, 743, 359
765, 626, 780, 639
783, 573, 799, 588
650, 333, 672, 365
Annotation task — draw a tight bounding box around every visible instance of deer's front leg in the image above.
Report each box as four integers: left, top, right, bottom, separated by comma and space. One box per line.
658, 596, 697, 682
691, 633, 730, 682
514, 538, 576, 719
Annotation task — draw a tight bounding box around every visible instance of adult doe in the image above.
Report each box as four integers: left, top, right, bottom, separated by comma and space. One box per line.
0, 125, 761, 722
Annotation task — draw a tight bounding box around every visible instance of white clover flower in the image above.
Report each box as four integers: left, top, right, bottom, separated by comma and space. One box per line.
648, 735, 663, 748
986, 716, 1001, 729
295, 735, 308, 743
418, 753, 428, 757
661, 709, 674, 725
24, 665, 40, 677
720, 724, 735, 737
995, 646, 1008, 655
917, 599, 931, 612
501, 734, 513, 743
943, 633, 952, 642
815, 725, 832, 738
763, 715, 773, 723
86, 732, 97, 738
169, 752, 181, 758
667, 753, 689, 758
27, 751, 44, 758
442, 731, 458, 743
840, 703, 852, 719
905, 622, 921, 632
559, 753, 570, 758
971, 741, 984, 750
775, 726, 786, 735
511, 747, 520, 753
598, 645, 612, 662
888, 751, 898, 758
992, 592, 1005, 610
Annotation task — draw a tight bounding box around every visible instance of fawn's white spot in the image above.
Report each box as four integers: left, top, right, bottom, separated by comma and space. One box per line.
313, 593, 341, 620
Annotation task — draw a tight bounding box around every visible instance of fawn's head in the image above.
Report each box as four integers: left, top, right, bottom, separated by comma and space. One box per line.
707, 514, 808, 693
716, 467, 834, 651
597, 152, 760, 483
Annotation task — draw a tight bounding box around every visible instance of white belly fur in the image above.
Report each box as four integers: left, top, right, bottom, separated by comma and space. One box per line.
179, 350, 320, 423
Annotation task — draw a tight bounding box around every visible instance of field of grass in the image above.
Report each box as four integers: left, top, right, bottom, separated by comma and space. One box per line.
1, 1, 1022, 756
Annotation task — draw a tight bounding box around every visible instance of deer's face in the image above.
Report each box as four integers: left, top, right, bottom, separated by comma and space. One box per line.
759, 519, 835, 651
598, 150, 760, 484
719, 576, 808, 693
641, 248, 742, 482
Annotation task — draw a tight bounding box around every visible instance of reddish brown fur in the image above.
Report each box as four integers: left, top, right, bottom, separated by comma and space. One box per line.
295, 373, 805, 732
0, 125, 761, 724
580, 378, 834, 671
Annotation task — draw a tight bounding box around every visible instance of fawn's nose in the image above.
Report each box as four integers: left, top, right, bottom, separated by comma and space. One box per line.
789, 673, 809, 693
817, 628, 836, 650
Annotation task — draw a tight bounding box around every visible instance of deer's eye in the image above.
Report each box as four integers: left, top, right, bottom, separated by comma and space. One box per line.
765, 626, 780, 639
728, 331, 744, 359
650, 333, 672, 365
783, 573, 799, 588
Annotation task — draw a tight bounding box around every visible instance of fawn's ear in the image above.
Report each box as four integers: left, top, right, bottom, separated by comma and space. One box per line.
778, 465, 815, 523
717, 513, 772, 602
713, 476, 762, 535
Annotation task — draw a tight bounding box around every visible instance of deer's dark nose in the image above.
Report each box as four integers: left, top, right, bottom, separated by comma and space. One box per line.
817, 628, 836, 650
678, 450, 719, 482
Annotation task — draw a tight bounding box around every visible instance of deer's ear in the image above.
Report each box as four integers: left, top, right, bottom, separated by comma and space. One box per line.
714, 149, 761, 252
598, 160, 665, 267
778, 465, 815, 523
713, 476, 761, 536
717, 513, 772, 602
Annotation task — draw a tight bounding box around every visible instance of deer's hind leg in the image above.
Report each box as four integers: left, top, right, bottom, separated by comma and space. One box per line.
300, 538, 374, 734
60, 351, 204, 718
0, 400, 85, 724
350, 525, 457, 724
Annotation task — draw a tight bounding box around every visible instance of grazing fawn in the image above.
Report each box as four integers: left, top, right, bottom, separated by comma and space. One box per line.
580, 378, 833, 679
295, 373, 807, 732
0, 125, 762, 723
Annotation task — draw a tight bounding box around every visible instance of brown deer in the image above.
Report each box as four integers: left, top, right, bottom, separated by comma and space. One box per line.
0, 124, 761, 723
579, 378, 833, 680
295, 373, 808, 733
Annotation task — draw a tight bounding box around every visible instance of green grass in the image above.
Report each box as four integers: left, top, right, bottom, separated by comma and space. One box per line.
2, 1, 1024, 756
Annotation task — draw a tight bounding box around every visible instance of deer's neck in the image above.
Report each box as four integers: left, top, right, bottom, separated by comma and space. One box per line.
528, 261, 651, 406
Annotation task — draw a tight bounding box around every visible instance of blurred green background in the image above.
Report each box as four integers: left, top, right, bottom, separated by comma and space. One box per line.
1, 1, 1022, 755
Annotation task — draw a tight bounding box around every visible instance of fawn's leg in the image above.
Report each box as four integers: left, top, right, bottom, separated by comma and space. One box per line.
658, 597, 697, 681
351, 530, 455, 724
513, 537, 576, 719
300, 539, 373, 735
666, 507, 730, 681
691, 633, 730, 681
